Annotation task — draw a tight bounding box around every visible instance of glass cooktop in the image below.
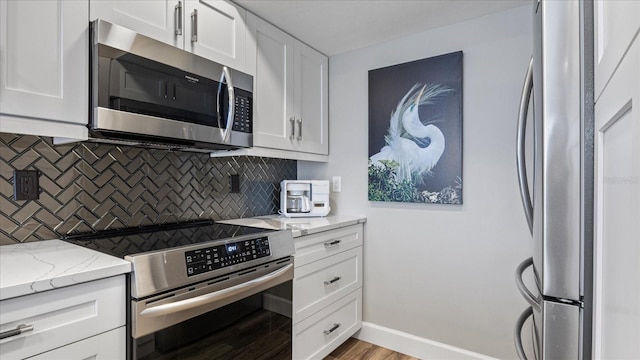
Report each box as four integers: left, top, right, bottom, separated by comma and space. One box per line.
64, 220, 274, 259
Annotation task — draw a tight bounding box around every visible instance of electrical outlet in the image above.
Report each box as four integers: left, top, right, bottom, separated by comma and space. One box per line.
13, 170, 40, 200
230, 174, 240, 193
332, 176, 341, 192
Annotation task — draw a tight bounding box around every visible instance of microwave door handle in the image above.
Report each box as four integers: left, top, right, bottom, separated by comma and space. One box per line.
217, 66, 235, 142
514, 306, 533, 360
516, 56, 534, 234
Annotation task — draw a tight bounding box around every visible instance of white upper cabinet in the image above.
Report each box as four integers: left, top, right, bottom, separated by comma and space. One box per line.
0, 0, 88, 140
594, 0, 640, 100
246, 12, 328, 156
89, 0, 184, 49
184, 0, 247, 73
246, 12, 295, 151
293, 40, 329, 155
90, 0, 248, 72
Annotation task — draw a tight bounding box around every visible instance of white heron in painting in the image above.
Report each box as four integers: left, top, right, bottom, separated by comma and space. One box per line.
370, 83, 451, 183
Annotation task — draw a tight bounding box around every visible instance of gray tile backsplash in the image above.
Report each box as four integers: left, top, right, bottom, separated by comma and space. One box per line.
0, 134, 296, 245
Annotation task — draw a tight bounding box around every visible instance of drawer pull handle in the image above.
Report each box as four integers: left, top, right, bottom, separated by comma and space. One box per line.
324, 240, 341, 248
323, 323, 341, 335
0, 324, 34, 340
324, 276, 341, 285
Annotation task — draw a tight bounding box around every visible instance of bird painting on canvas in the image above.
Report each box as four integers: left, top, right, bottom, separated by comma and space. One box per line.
367, 50, 463, 204
369, 83, 452, 183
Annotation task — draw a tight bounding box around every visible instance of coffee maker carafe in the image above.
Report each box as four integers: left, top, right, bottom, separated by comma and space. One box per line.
286, 191, 311, 213
280, 180, 330, 217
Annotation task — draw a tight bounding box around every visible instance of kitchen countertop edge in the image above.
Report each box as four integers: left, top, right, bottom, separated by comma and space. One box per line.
219, 215, 366, 238
0, 239, 131, 301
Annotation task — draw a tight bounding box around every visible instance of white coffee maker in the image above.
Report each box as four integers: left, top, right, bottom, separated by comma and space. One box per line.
280, 180, 330, 217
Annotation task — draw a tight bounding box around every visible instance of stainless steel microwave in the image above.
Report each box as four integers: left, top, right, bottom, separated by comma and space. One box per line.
89, 19, 253, 151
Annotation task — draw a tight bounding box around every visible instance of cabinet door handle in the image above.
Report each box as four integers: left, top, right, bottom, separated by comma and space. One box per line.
174, 1, 183, 36
0, 324, 34, 340
296, 118, 303, 141
191, 9, 198, 42
289, 117, 296, 140
324, 240, 341, 248
323, 323, 341, 335
324, 276, 341, 285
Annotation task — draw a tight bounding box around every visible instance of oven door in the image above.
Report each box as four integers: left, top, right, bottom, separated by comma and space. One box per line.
131, 259, 293, 360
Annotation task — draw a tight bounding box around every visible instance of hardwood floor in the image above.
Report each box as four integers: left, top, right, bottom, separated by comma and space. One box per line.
325, 337, 419, 360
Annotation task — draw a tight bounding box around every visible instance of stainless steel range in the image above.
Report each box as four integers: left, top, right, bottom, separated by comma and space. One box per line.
66, 220, 294, 360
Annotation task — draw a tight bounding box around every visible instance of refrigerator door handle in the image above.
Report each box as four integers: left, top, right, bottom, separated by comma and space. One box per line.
515, 257, 541, 310
516, 57, 534, 234
514, 306, 534, 360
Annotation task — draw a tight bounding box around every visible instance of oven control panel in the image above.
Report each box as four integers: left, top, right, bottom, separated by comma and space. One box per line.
185, 236, 271, 277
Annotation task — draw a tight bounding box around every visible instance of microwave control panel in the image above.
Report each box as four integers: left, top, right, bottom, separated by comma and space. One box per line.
232, 91, 252, 133
185, 236, 270, 277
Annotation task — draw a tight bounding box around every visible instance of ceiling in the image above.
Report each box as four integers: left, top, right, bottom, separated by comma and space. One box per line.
233, 0, 530, 56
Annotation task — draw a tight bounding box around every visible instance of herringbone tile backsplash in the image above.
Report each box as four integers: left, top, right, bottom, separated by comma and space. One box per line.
0, 134, 296, 245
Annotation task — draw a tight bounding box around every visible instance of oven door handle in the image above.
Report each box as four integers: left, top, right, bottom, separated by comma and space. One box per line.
140, 264, 293, 318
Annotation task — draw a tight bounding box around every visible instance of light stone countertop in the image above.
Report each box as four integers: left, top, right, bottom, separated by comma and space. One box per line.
0, 240, 131, 301
219, 214, 366, 237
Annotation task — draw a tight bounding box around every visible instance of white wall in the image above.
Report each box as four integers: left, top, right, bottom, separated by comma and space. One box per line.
299, 5, 533, 359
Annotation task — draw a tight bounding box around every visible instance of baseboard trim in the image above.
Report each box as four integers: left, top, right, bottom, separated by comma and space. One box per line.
354, 322, 498, 360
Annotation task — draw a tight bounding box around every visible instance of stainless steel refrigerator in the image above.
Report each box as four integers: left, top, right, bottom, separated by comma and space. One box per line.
514, 0, 594, 359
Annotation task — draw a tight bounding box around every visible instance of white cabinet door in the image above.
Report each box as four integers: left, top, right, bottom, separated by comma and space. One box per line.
90, 0, 184, 49
26, 327, 126, 360
0, 0, 88, 139
594, 0, 640, 100
91, 0, 246, 71
184, 0, 247, 72
293, 246, 362, 321
0, 276, 126, 360
247, 12, 295, 151
246, 13, 329, 156
593, 39, 640, 360
293, 288, 362, 360
294, 40, 329, 155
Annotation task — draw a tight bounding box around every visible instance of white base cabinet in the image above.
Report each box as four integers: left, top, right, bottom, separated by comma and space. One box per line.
0, 0, 88, 140
292, 224, 364, 360
0, 276, 126, 360
26, 327, 126, 360
294, 288, 362, 360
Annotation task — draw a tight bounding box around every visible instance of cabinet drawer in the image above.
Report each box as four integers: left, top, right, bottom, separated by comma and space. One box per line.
0, 276, 126, 360
294, 246, 362, 321
294, 224, 363, 267
26, 326, 126, 360
293, 288, 362, 360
